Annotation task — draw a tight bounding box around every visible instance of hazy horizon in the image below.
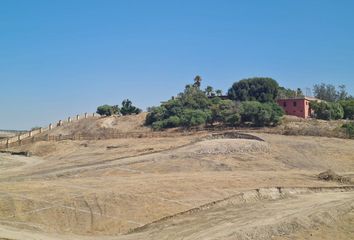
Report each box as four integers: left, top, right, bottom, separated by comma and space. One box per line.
1, 0, 354, 130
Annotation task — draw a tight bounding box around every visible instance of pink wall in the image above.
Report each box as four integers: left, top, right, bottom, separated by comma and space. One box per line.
277, 98, 312, 118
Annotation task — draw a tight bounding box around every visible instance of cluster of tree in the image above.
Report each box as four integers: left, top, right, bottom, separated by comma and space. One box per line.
97, 99, 141, 116
313, 83, 350, 102
311, 83, 354, 120
145, 77, 284, 130
204, 85, 223, 97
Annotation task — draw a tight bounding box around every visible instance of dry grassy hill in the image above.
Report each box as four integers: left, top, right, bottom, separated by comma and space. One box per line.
47, 113, 151, 137
0, 113, 353, 240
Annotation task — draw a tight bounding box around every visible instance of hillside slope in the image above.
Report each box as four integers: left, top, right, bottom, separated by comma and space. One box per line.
0, 112, 354, 240
46, 113, 150, 137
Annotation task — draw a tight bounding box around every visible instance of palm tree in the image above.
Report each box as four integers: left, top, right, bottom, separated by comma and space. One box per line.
205, 86, 213, 96
216, 89, 223, 96
193, 75, 202, 88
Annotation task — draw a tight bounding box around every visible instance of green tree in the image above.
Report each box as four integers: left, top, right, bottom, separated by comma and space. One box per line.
339, 100, 354, 119
313, 83, 337, 102
145, 106, 166, 125
208, 98, 234, 125
120, 99, 142, 115
193, 75, 202, 88
205, 85, 214, 96
296, 88, 304, 97
239, 101, 283, 127
228, 77, 279, 103
145, 85, 211, 129
96, 105, 120, 116
342, 122, 354, 138
146, 81, 283, 130
310, 101, 344, 120
180, 109, 211, 128
277, 87, 296, 99
215, 89, 223, 96
337, 85, 349, 101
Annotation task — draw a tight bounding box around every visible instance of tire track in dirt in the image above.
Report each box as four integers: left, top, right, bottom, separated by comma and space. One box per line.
125, 186, 354, 236
1, 132, 263, 182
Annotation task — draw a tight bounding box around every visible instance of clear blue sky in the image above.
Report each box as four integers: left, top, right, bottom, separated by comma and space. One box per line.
1, 0, 354, 130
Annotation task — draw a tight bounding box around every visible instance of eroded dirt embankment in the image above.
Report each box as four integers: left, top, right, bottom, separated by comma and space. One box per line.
1, 186, 354, 240
121, 186, 354, 240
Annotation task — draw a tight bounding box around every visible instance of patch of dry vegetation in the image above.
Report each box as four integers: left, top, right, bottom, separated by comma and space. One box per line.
258, 115, 349, 138
318, 169, 352, 184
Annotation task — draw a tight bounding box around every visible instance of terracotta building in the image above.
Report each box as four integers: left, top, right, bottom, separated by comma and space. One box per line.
277, 97, 318, 118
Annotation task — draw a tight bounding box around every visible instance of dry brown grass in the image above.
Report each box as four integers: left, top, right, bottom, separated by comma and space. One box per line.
259, 115, 349, 138
0, 114, 353, 240
318, 169, 352, 184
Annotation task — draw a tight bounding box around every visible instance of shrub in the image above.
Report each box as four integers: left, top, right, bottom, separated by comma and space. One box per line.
310, 101, 344, 120
209, 99, 240, 126
342, 122, 354, 138
145, 86, 212, 129
96, 105, 120, 116
164, 116, 181, 128
318, 169, 351, 183
180, 109, 211, 128
145, 106, 166, 125
339, 100, 354, 119
151, 121, 166, 130
240, 101, 283, 127
120, 99, 142, 115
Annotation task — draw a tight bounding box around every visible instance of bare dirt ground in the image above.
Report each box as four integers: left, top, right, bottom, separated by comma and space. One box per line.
0, 116, 353, 239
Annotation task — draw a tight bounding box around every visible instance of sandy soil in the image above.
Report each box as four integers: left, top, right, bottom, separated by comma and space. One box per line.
47, 113, 151, 137
0, 130, 353, 239
275, 210, 354, 240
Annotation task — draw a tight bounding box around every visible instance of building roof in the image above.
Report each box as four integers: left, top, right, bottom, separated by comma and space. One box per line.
277, 96, 319, 101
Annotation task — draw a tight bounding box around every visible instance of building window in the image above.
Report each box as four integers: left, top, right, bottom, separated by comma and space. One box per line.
293, 101, 297, 107
283, 102, 287, 107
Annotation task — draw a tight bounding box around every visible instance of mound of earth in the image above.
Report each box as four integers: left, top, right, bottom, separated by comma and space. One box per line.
192, 139, 270, 155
